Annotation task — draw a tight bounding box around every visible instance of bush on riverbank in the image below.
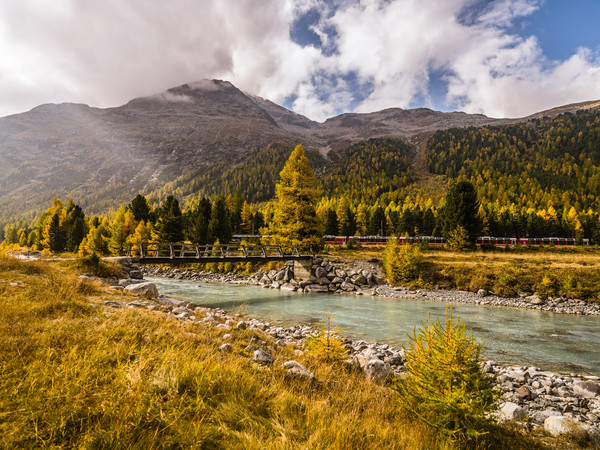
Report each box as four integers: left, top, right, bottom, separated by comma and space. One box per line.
383, 238, 425, 284
393, 308, 498, 445
0, 255, 549, 448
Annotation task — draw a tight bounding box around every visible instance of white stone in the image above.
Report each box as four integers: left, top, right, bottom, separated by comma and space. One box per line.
124, 282, 158, 299
500, 402, 527, 421
573, 381, 600, 398
282, 360, 315, 381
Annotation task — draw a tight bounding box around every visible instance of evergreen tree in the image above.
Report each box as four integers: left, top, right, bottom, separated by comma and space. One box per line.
325, 208, 338, 235
269, 144, 323, 246
368, 206, 386, 236
67, 217, 86, 253
189, 197, 212, 244
130, 194, 151, 222
64, 202, 86, 252
157, 195, 184, 242
47, 214, 62, 253
208, 195, 232, 243
441, 181, 481, 243
228, 189, 244, 234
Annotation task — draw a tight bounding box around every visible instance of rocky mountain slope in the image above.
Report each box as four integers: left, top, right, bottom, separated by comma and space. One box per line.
1, 79, 598, 223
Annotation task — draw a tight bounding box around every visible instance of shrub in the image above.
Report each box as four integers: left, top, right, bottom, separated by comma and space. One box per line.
446, 225, 473, 251
305, 309, 348, 362
77, 253, 122, 278
392, 308, 498, 444
383, 238, 424, 284
493, 264, 519, 297
536, 274, 558, 298
345, 238, 361, 250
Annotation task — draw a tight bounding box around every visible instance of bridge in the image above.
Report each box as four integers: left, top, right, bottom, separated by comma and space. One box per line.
126, 242, 314, 264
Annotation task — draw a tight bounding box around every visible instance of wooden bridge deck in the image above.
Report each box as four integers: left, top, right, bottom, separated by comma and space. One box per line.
126, 242, 313, 264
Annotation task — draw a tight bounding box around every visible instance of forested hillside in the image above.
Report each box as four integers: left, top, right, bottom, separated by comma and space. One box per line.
5, 102, 600, 244
425, 110, 600, 239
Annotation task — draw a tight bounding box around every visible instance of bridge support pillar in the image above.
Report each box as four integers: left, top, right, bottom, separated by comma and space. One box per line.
293, 259, 312, 280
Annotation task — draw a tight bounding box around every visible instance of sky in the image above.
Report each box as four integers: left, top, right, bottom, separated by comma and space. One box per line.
0, 0, 599, 122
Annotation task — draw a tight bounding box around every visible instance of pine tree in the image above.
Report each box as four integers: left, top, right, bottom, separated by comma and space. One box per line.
189, 197, 212, 244
269, 144, 323, 246
368, 206, 386, 236
47, 214, 62, 253
157, 195, 184, 242
130, 194, 151, 222
441, 180, 481, 243
208, 195, 232, 244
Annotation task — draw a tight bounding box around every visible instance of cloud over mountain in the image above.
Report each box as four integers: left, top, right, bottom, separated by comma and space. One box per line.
1, 0, 599, 120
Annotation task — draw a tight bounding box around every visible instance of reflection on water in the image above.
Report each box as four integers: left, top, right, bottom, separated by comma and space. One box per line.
148, 277, 600, 375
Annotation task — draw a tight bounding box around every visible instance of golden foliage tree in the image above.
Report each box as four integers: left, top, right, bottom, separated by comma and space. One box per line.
269, 144, 323, 247
393, 308, 498, 444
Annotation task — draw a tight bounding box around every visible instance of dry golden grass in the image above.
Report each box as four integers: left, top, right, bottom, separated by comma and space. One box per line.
327, 245, 600, 300
0, 254, 550, 449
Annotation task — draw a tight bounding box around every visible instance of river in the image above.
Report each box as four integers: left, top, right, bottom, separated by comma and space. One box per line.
148, 277, 600, 375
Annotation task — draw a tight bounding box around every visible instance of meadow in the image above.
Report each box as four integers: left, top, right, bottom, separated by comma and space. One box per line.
0, 254, 558, 448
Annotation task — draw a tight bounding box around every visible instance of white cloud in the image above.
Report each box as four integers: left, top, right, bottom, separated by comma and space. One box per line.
0, 0, 599, 121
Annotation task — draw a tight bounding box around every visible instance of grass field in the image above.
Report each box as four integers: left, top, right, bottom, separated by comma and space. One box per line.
0, 254, 558, 449
326, 245, 600, 301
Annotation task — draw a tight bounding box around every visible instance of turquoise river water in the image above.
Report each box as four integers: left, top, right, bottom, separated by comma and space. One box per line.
148, 277, 600, 375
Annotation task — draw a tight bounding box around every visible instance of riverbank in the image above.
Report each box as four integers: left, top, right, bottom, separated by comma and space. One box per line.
141, 257, 600, 316
121, 260, 600, 434
108, 275, 600, 439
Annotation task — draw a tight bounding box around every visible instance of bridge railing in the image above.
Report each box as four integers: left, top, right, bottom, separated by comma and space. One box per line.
126, 242, 314, 259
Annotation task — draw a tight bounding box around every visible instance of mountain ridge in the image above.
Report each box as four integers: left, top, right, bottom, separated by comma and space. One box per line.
1, 79, 599, 223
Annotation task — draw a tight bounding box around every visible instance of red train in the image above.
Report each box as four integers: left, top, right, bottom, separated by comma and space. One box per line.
323, 235, 590, 246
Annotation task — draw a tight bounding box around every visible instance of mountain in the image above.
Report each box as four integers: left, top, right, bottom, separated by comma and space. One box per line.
1, 79, 599, 224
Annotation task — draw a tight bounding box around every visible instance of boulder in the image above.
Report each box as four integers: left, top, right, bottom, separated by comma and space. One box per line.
531, 410, 562, 425
352, 354, 369, 370
252, 349, 274, 365
525, 294, 544, 305
361, 348, 381, 361
516, 385, 533, 400
544, 416, 600, 445
573, 380, 600, 398
124, 282, 158, 300
363, 360, 391, 384
156, 295, 186, 307
280, 283, 297, 291
219, 343, 232, 352
129, 270, 144, 279
340, 281, 356, 292
282, 361, 316, 381
274, 271, 286, 281
236, 320, 247, 330
500, 402, 527, 421
304, 284, 330, 293
477, 289, 488, 297
352, 275, 368, 286
315, 267, 328, 279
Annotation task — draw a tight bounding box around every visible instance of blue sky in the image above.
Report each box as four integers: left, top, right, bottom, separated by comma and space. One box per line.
0, 0, 599, 121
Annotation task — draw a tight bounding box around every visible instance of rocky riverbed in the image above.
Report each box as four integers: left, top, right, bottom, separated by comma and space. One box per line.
140, 256, 600, 316
81, 257, 600, 444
